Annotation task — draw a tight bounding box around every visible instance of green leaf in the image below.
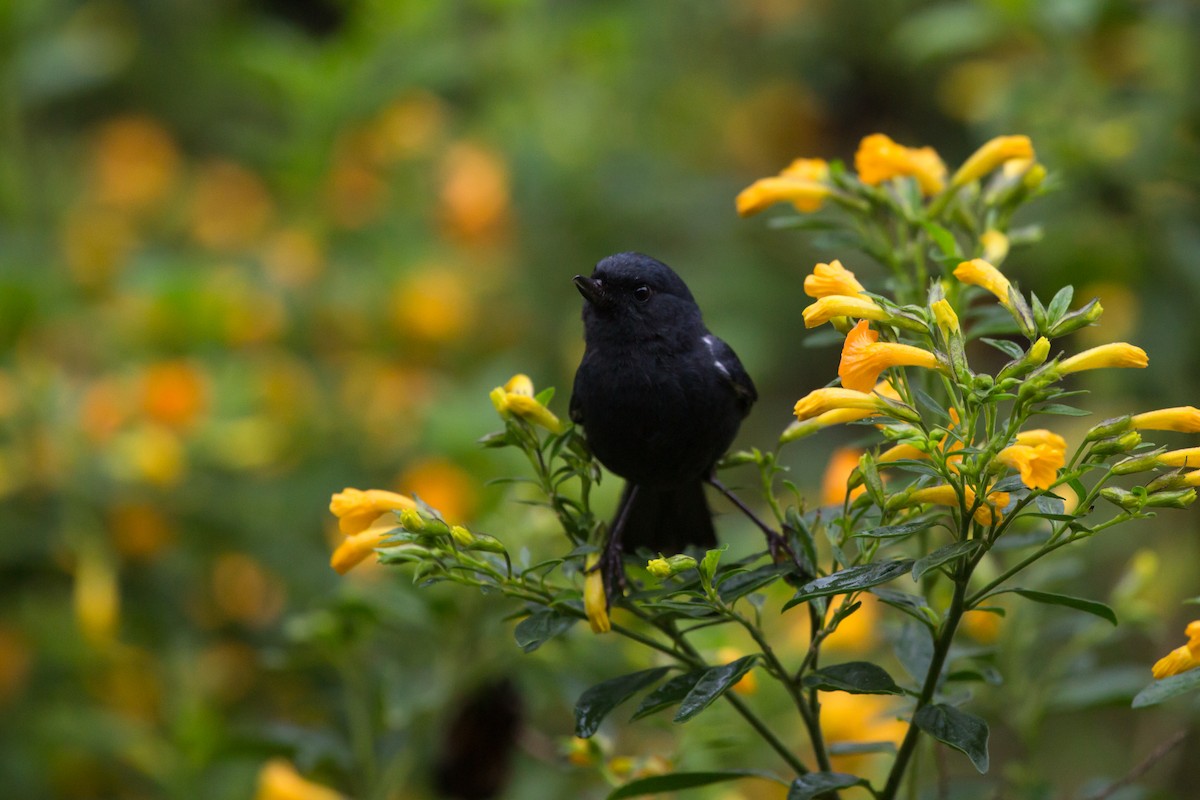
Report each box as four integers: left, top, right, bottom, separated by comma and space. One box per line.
1046, 285, 1075, 323
1033, 403, 1093, 417
1132, 668, 1200, 708
630, 671, 704, 721
675, 656, 758, 722
787, 771, 869, 800
912, 540, 981, 581
979, 337, 1026, 360
608, 770, 783, 799
922, 221, 962, 260
575, 667, 671, 737
513, 609, 577, 653
802, 661, 904, 695
718, 563, 795, 603
854, 516, 939, 540
699, 545, 727, 585
1005, 588, 1118, 626
784, 560, 914, 610
829, 740, 896, 756
913, 703, 990, 773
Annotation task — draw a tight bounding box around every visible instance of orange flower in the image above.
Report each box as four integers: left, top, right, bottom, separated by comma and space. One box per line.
804, 260, 866, 299
329, 488, 417, 535
1152, 621, 1200, 679
822, 447, 866, 505
140, 360, 209, 429
855, 133, 947, 196
737, 158, 832, 216
838, 320, 941, 392
330, 515, 399, 575
255, 759, 345, 800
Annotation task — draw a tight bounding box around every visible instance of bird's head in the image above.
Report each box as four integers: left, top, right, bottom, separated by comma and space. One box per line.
573, 253, 701, 337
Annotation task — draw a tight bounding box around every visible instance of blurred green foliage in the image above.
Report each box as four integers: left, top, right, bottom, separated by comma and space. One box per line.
1, 0, 1199, 798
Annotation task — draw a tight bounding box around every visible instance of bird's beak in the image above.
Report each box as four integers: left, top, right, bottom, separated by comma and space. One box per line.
573, 275, 609, 308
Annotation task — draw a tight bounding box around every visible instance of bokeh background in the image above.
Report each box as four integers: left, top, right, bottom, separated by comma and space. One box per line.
2, 1, 1199, 798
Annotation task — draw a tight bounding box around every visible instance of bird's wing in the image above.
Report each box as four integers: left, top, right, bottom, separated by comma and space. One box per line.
569, 372, 585, 424
705, 334, 757, 415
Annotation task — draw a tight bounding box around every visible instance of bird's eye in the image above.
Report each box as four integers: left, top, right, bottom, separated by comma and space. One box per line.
633, 285, 652, 303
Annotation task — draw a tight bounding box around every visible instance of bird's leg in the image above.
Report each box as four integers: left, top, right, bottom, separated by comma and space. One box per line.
594, 483, 639, 605
706, 476, 796, 565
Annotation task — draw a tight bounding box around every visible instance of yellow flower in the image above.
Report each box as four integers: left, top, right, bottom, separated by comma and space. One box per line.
737, 158, 832, 216
804, 260, 866, 299
1156, 448, 1200, 469
75, 548, 119, 646
781, 406, 880, 443
329, 488, 417, 535
1058, 343, 1149, 375
822, 447, 867, 505
908, 485, 1009, 526
1152, 621, 1200, 680
793, 387, 895, 422
802, 294, 889, 329
980, 229, 1010, 264
330, 516, 399, 575
855, 133, 947, 196
490, 373, 564, 433
998, 429, 1067, 490
1131, 407, 1200, 433
951, 135, 1036, 187
255, 758, 345, 800
878, 443, 927, 464
584, 554, 611, 634
930, 299, 960, 337
953, 258, 1012, 306
838, 320, 941, 393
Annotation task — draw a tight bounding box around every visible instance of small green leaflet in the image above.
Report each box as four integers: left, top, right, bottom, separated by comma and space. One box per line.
1132, 668, 1200, 708
630, 671, 703, 721
912, 540, 981, 581
675, 655, 758, 722
784, 560, 914, 610
575, 667, 671, 737
913, 703, 990, 773
787, 772, 870, 800
802, 661, 904, 695
513, 609, 576, 653
1001, 588, 1118, 626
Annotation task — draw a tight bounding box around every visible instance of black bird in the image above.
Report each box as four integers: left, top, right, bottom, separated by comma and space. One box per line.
570, 252, 758, 589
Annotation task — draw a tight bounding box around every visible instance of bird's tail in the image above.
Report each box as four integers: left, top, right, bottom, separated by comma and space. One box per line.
617, 481, 717, 554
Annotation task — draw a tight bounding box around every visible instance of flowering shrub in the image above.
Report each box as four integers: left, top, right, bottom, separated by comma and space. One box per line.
333, 133, 1200, 798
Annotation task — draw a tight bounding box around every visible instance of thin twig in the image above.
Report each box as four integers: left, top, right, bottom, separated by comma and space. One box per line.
1080, 729, 1188, 800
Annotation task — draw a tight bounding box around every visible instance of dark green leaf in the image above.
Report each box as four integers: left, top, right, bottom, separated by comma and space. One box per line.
854, 516, 938, 540
1050, 666, 1147, 710
718, 563, 795, 603
608, 770, 783, 799
787, 772, 869, 800
1034, 494, 1066, 515
1033, 403, 1092, 417
1005, 588, 1118, 625
873, 587, 937, 628
513, 609, 577, 653
895, 621, 935, 682
675, 656, 758, 722
829, 740, 896, 756
575, 667, 671, 737
803, 661, 904, 695
1132, 668, 1200, 708
913, 703, 990, 773
630, 671, 704, 721
912, 540, 981, 581
979, 337, 1026, 360
1046, 285, 1075, 323
784, 560, 914, 610
989, 474, 1029, 492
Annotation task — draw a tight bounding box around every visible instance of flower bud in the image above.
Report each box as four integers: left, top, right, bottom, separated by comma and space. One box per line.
1085, 415, 1133, 442
465, 532, 506, 553
449, 525, 475, 547
1112, 452, 1166, 476
646, 554, 698, 578
1145, 489, 1197, 509
1089, 431, 1142, 457
998, 337, 1051, 382
1047, 299, 1104, 338
1100, 487, 1139, 511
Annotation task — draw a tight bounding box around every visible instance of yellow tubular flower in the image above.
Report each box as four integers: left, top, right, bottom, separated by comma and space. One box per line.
736, 158, 830, 216
878, 443, 928, 464
1131, 406, 1200, 433
855, 133, 947, 196
1152, 621, 1200, 679
804, 260, 866, 299
584, 554, 611, 634
491, 374, 564, 433
953, 259, 1012, 307
951, 135, 1036, 187
329, 488, 417, 535
980, 229, 1010, 265
930, 299, 959, 336
802, 295, 889, 328
908, 485, 1009, 526
1015, 429, 1068, 450
998, 438, 1066, 491
255, 759, 346, 800
1157, 448, 1200, 468
794, 387, 893, 422
1058, 343, 1149, 375
781, 406, 880, 442
838, 320, 941, 393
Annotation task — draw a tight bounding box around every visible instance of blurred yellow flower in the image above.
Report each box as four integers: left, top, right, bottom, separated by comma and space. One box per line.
801, 294, 888, 328
979, 229, 1010, 265
998, 429, 1067, 490
803, 260, 865, 299
75, 548, 119, 646
822, 447, 866, 506
61, 205, 137, 288
878, 442, 927, 464
398, 458, 479, 524
737, 158, 831, 216
107, 423, 187, 486
255, 759, 345, 800
391, 266, 475, 345
261, 227, 326, 288
1131, 407, 1200, 433
490, 374, 564, 434
584, 554, 611, 634
211, 553, 286, 629
951, 135, 1035, 187
366, 91, 448, 163
108, 503, 175, 562
908, 485, 1009, 526
824, 593, 883, 653
1058, 342, 1148, 374
820, 691, 907, 772
330, 515, 400, 575
325, 152, 388, 230
139, 360, 209, 430
855, 133, 946, 196
439, 141, 511, 243
793, 387, 895, 422
1152, 621, 1200, 680
960, 609, 1003, 644
79, 378, 131, 445
953, 259, 1012, 306
838, 320, 940, 392
89, 115, 181, 212
189, 160, 275, 250
330, 488, 418, 535
1155, 448, 1200, 469
0, 625, 31, 706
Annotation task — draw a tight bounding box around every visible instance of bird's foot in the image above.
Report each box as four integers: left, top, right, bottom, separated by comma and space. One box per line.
590, 537, 628, 608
